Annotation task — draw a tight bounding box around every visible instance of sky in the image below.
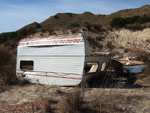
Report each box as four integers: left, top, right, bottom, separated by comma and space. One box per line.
0, 0, 150, 33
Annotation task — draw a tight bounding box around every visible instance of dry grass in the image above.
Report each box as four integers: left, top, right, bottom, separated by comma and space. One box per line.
59, 89, 138, 113
90, 92, 143, 113
92, 99, 119, 113
61, 89, 84, 113
0, 45, 28, 85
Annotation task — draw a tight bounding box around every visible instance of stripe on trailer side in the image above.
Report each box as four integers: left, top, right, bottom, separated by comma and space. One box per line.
17, 73, 82, 80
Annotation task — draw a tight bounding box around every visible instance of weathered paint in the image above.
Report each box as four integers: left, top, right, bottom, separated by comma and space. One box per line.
16, 34, 87, 86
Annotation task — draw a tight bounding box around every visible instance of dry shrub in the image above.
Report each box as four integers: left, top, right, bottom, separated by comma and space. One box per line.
0, 46, 28, 85
93, 24, 102, 31
56, 87, 64, 95
87, 36, 103, 50
61, 90, 84, 113
0, 46, 13, 66
125, 23, 145, 31
0, 85, 9, 93
141, 68, 150, 81
106, 41, 115, 50
0, 46, 18, 85
44, 97, 55, 113
0, 65, 18, 85
134, 50, 150, 63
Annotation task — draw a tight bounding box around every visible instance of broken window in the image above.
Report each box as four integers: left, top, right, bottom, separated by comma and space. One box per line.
101, 62, 107, 71
20, 60, 34, 70
85, 62, 99, 74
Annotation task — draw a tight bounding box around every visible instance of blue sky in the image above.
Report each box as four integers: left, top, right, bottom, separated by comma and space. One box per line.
0, 0, 150, 33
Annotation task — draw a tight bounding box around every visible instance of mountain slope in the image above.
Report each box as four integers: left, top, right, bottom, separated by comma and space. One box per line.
40, 5, 150, 30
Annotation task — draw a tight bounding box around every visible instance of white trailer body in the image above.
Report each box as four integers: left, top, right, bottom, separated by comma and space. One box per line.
16, 33, 110, 86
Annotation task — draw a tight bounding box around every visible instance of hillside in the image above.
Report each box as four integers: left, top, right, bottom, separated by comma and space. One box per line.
1, 5, 150, 35
40, 5, 150, 30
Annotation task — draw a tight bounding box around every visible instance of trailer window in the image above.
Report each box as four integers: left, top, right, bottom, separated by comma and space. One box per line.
20, 61, 34, 70
85, 62, 99, 74
101, 62, 107, 71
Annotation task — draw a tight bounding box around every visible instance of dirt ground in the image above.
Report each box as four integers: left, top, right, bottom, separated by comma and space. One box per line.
0, 84, 150, 113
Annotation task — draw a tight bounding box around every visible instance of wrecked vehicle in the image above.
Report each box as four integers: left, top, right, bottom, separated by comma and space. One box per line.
16, 33, 110, 86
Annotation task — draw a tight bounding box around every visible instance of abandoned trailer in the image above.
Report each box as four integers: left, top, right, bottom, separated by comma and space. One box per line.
16, 33, 110, 86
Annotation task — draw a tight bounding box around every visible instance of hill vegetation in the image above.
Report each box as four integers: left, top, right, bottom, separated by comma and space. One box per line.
110, 15, 150, 28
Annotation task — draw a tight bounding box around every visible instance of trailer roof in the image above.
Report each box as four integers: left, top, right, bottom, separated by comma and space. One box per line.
18, 33, 84, 46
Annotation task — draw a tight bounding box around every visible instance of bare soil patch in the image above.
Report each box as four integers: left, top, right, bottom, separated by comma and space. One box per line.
0, 84, 150, 113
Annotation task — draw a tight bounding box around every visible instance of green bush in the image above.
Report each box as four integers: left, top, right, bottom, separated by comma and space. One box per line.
8, 32, 18, 39
67, 13, 73, 17
84, 22, 92, 30
125, 23, 145, 31
69, 22, 80, 27
18, 29, 27, 37
110, 15, 150, 28
54, 15, 60, 19
139, 15, 150, 23
126, 16, 141, 24
110, 17, 127, 28
36, 23, 41, 28
0, 32, 18, 44
0, 35, 8, 44
93, 24, 102, 31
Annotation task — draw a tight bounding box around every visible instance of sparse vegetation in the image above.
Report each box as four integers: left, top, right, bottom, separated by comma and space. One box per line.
93, 24, 102, 31
125, 23, 146, 31
87, 36, 103, 50
69, 22, 80, 27
95, 36, 104, 41
83, 22, 92, 30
